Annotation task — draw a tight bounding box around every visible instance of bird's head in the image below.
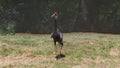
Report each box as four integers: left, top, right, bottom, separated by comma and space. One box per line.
51, 12, 58, 19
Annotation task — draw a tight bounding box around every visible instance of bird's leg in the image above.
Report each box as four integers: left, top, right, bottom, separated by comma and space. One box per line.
58, 41, 63, 54
59, 45, 63, 54
54, 46, 57, 54
53, 41, 57, 54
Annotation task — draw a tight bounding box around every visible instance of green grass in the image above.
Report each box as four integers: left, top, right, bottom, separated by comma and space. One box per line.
0, 32, 120, 68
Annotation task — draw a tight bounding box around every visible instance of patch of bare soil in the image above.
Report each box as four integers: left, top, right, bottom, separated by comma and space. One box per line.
74, 56, 120, 68
109, 48, 119, 57
0, 43, 8, 47
0, 53, 56, 67
0, 53, 36, 66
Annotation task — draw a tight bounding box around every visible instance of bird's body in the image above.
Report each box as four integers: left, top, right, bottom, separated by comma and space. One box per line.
51, 12, 63, 54
51, 19, 63, 46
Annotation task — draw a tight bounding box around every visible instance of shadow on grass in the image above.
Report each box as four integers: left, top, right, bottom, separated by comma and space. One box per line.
55, 54, 66, 60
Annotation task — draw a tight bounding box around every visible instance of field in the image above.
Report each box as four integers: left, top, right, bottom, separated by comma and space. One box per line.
0, 32, 120, 68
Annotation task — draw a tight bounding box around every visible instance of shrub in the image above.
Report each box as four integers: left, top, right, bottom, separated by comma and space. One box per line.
0, 23, 15, 35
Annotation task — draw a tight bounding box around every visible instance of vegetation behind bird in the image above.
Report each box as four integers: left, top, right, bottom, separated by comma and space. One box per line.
0, 0, 120, 33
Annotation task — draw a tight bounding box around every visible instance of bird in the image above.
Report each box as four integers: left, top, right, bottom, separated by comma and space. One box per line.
51, 11, 63, 55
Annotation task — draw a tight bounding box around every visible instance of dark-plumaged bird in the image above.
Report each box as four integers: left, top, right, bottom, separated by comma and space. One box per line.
51, 12, 63, 55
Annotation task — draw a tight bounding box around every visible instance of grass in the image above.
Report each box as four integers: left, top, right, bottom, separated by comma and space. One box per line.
0, 32, 120, 68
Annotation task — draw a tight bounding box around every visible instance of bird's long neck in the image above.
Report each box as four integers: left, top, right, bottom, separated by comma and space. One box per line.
54, 19, 57, 31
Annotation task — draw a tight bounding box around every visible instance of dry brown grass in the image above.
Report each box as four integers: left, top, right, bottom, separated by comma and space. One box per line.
0, 33, 120, 68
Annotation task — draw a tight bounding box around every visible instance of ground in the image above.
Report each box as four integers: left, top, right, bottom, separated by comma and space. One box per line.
0, 32, 120, 68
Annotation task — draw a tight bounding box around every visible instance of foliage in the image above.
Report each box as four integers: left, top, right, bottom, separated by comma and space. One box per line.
0, 23, 15, 35
0, 0, 120, 33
